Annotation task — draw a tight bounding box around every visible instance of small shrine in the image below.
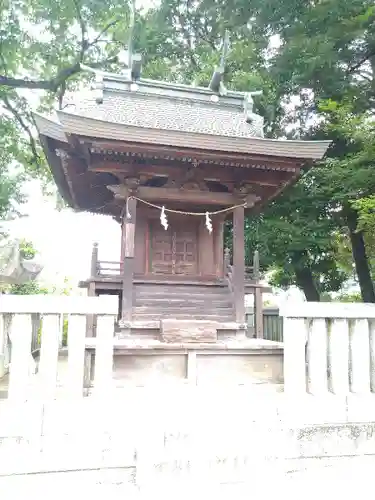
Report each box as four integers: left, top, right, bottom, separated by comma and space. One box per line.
34, 34, 330, 384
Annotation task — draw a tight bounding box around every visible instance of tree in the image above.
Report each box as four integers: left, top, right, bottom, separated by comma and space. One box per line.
2, 0, 375, 300
243, 178, 349, 301
245, 0, 375, 300
0, 0, 137, 173
0, 119, 24, 220
354, 195, 375, 244
138, 0, 375, 300
9, 280, 49, 295
0, 0, 138, 240
316, 103, 375, 301
135, 0, 284, 135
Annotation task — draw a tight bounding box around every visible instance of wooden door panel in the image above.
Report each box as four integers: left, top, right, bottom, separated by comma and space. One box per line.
151, 222, 173, 274
174, 226, 197, 275
150, 220, 198, 276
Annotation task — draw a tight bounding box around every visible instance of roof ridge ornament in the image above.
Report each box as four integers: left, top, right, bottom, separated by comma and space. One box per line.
122, 0, 142, 80
209, 30, 230, 95
244, 91, 263, 123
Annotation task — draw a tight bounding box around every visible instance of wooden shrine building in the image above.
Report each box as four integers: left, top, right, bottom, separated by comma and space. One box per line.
34, 62, 330, 343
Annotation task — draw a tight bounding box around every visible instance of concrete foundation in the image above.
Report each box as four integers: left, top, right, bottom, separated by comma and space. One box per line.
1, 394, 375, 498
97, 338, 284, 386
0, 339, 284, 399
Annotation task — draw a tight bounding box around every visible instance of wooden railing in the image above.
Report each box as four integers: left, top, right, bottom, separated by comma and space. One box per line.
0, 295, 118, 400
225, 247, 264, 336
280, 302, 375, 395
96, 260, 122, 277
90, 242, 123, 278
224, 248, 262, 282
246, 307, 283, 341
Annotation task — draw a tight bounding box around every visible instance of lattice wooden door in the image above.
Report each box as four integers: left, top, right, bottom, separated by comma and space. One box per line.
150, 220, 198, 275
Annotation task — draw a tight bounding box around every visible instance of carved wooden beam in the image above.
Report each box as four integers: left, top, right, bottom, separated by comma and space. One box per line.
55, 148, 78, 208
107, 184, 259, 207
88, 139, 302, 169
123, 176, 141, 193
66, 134, 91, 163
89, 160, 288, 187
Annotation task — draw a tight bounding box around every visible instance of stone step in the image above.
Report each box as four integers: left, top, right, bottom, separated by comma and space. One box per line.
132, 313, 234, 321
136, 294, 228, 302
133, 305, 233, 312
134, 300, 233, 308
135, 286, 230, 295
133, 311, 234, 318
135, 291, 231, 300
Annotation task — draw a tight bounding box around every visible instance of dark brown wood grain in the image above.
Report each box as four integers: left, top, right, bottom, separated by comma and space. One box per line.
233, 205, 245, 324
121, 197, 137, 322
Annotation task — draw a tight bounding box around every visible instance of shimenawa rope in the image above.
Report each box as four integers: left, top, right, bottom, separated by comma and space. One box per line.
125, 195, 247, 234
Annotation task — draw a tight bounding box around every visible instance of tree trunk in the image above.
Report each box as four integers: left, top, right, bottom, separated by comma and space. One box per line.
294, 266, 320, 301
345, 208, 375, 303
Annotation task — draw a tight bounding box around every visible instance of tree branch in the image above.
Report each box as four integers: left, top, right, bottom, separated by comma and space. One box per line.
72, 0, 88, 60
0, 56, 118, 92
0, 76, 52, 89
88, 18, 122, 48
2, 94, 41, 166
347, 48, 375, 75
0, 7, 120, 94
198, 33, 217, 51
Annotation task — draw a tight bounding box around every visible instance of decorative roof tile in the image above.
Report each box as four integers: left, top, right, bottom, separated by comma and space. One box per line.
65, 91, 264, 139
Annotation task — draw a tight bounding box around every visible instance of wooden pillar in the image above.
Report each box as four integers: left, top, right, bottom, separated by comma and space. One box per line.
198, 219, 215, 276
120, 220, 126, 273
87, 242, 98, 337
253, 251, 264, 338
233, 205, 245, 324
85, 281, 97, 388
90, 242, 98, 278
86, 282, 97, 336
214, 216, 225, 278
121, 197, 137, 322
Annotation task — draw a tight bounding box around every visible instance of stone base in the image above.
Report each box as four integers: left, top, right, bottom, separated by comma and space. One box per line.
160, 319, 217, 343
87, 337, 284, 387
116, 319, 247, 341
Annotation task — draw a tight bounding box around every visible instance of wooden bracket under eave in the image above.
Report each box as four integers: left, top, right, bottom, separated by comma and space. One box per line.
107, 184, 259, 207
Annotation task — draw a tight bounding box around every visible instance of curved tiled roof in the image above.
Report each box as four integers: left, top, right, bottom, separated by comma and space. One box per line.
65, 91, 265, 139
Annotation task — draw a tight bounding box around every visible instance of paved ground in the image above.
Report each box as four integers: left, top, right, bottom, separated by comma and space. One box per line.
0, 455, 374, 499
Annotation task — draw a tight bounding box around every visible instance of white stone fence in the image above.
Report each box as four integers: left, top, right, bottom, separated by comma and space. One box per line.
0, 295, 118, 401
2, 297, 375, 400
281, 302, 375, 395
2, 297, 375, 496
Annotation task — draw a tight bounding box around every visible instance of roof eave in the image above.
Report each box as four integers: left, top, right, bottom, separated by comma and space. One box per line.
55, 111, 331, 161
33, 113, 68, 143
38, 134, 76, 209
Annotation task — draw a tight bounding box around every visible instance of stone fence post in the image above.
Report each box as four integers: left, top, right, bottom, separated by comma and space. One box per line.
280, 302, 375, 395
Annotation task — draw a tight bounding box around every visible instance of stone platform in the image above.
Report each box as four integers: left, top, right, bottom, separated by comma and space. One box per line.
86, 333, 284, 387
0, 321, 284, 398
